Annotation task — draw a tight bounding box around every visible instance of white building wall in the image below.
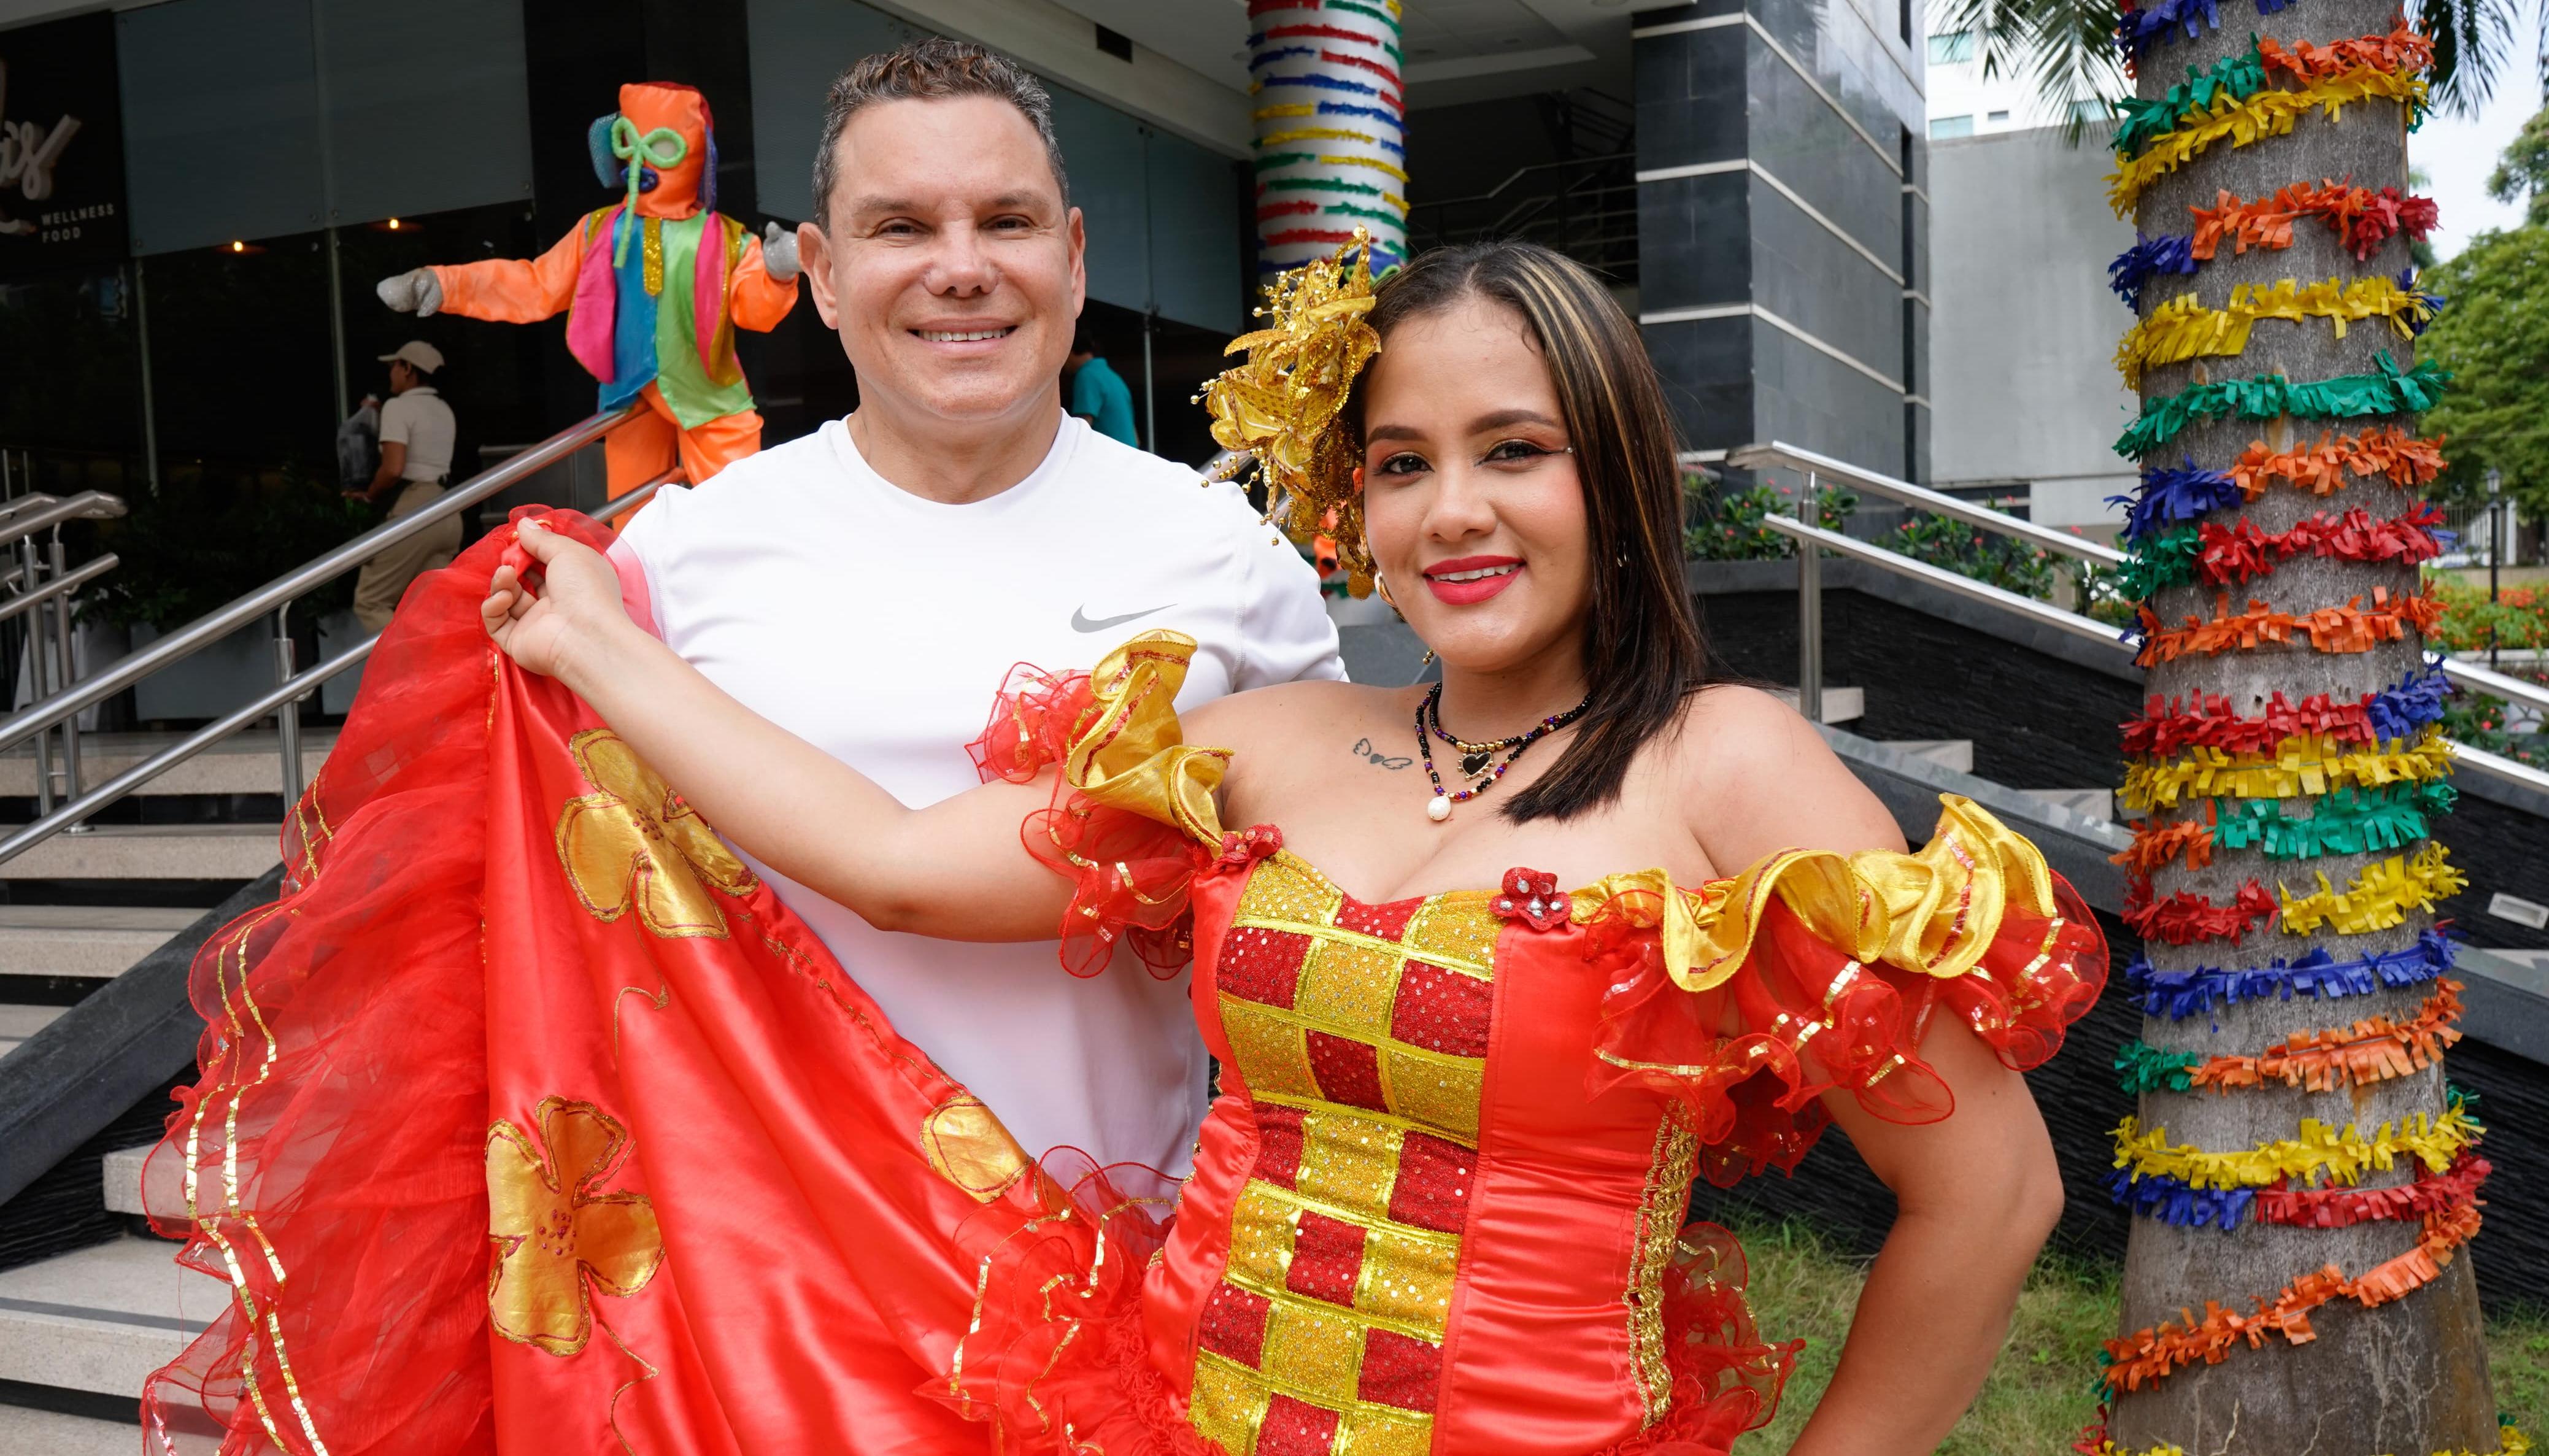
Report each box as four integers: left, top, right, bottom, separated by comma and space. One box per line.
1927, 126, 2136, 533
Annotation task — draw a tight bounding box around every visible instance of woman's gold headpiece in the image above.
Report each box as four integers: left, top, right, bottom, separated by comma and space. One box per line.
1198, 229, 1384, 598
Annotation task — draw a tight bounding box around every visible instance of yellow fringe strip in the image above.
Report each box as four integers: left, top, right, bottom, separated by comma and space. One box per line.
2278, 842, 2464, 936
2115, 275, 2437, 389
2108, 69, 2431, 216
2113, 1102, 2481, 1192
2121, 727, 2454, 811
2087, 1427, 2532, 1456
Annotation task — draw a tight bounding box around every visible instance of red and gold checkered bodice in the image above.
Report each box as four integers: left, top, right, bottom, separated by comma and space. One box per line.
1146, 848, 1721, 1456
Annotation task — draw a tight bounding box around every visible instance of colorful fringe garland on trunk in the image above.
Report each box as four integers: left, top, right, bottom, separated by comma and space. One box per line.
2081, 1422, 2529, 1456
2116, 780, 2455, 871
2118, 501, 2447, 595
2097, 1200, 2483, 1393
2113, 979, 2461, 1094
2277, 842, 2466, 934
2119, 664, 2450, 755
2120, 725, 2454, 809
2129, 585, 2443, 666
2116, 273, 2440, 389
2113, 28, 2434, 157
2123, 929, 2457, 1019
2108, 67, 2432, 215
2117, 0, 2297, 69
2116, 355, 2448, 458
2255, 1150, 2490, 1227
2111, 1095, 2480, 1193
2231, 424, 2446, 495
2108, 183, 2439, 307
2124, 877, 2278, 944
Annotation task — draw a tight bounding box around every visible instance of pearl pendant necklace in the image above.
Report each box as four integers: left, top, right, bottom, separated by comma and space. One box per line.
1413, 685, 1589, 823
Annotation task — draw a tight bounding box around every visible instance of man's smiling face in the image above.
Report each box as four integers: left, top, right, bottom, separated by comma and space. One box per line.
801, 95, 1086, 430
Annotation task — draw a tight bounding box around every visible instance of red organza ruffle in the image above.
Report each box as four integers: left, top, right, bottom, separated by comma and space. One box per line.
967, 663, 1209, 977
1584, 877, 2107, 1187
134, 515, 608, 1452
936, 1163, 1799, 1456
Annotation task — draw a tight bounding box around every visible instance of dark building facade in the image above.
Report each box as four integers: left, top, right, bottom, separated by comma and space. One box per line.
1632, 0, 1930, 484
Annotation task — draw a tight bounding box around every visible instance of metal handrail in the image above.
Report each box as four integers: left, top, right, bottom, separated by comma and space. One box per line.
0, 495, 128, 553
0, 406, 634, 758
1731, 440, 2124, 565
0, 554, 115, 628
1731, 439, 2549, 719
0, 468, 676, 864
1760, 515, 2549, 798
1408, 151, 1635, 210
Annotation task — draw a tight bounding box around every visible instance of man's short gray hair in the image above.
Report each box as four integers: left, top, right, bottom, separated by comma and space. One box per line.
811, 37, 1071, 230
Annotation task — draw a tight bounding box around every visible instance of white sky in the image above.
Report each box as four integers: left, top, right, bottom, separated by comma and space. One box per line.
2411, 52, 2544, 261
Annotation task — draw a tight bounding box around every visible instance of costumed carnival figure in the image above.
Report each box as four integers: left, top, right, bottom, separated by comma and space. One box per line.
376, 81, 801, 503
141, 234, 2104, 1456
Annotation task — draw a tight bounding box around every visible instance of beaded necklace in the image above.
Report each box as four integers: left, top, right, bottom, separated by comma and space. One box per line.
1414, 684, 1589, 822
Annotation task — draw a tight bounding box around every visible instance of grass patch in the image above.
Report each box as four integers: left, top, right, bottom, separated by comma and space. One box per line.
1721, 1219, 2548, 1454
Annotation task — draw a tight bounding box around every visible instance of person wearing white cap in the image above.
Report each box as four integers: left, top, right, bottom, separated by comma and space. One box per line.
350, 340, 460, 632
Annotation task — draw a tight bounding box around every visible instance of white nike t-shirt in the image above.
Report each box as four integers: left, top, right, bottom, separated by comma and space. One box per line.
612, 414, 1344, 1172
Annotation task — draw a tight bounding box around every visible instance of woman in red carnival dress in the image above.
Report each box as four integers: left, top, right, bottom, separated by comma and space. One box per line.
141, 236, 2100, 1456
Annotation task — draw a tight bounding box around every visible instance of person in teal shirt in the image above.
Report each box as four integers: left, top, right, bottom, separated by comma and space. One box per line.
1066, 329, 1141, 447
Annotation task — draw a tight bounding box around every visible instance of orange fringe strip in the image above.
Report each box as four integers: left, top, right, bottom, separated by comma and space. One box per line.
2187, 979, 2463, 1092
2255, 25, 2435, 85
2188, 182, 2438, 261
2134, 587, 2443, 667
2116, 816, 2215, 874
2228, 426, 2445, 499
2102, 1200, 2482, 1394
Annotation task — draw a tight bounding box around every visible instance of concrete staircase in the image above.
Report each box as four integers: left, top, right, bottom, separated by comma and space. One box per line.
1879, 738, 2114, 822
0, 731, 315, 1441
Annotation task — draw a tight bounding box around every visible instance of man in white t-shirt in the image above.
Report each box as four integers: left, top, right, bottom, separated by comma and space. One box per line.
611, 40, 1341, 1177
352, 340, 463, 631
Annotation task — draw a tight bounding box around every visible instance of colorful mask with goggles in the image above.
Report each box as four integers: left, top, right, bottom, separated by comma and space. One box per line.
587, 82, 716, 228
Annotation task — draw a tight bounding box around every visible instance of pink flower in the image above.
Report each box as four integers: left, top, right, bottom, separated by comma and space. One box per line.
1492, 868, 1567, 931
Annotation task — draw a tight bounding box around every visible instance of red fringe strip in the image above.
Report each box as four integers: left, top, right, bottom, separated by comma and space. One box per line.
2254, 1150, 2491, 1228
2102, 1200, 2483, 1394
2229, 426, 2445, 499
2123, 687, 2408, 757
2256, 25, 2435, 83
2191, 182, 2441, 263
2195, 503, 2448, 585
2133, 587, 2443, 667
2188, 980, 2462, 1092
2123, 876, 2278, 946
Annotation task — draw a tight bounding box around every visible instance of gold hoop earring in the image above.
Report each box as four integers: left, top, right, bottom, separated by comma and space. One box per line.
1374, 571, 1397, 610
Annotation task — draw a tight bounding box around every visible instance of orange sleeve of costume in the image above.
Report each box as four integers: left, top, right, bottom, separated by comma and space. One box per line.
728, 236, 801, 333
430, 224, 587, 324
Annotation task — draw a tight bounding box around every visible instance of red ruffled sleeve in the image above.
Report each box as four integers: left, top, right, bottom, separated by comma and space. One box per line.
1579, 795, 2107, 1187
967, 631, 1233, 979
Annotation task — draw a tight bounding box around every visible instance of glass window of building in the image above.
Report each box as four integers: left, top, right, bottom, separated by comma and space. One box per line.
1927, 31, 1974, 63
1930, 115, 1975, 139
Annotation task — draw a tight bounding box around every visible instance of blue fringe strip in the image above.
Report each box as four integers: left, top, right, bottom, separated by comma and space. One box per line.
2108, 461, 2244, 544
2125, 929, 2458, 1022
2110, 233, 2200, 310
2108, 1168, 2258, 1230
2118, 0, 2289, 60
2362, 661, 2455, 740
2399, 267, 2445, 336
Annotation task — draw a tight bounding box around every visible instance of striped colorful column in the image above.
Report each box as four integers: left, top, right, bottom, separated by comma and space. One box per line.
1246, 0, 1408, 275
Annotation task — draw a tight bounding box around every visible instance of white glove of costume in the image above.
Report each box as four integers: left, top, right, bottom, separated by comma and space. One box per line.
376, 268, 442, 317
762, 222, 801, 285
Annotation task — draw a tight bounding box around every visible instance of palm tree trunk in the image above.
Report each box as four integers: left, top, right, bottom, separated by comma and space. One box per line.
2111, 0, 2498, 1448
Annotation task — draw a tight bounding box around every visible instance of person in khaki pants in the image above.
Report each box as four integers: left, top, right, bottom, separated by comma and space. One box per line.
349, 341, 462, 632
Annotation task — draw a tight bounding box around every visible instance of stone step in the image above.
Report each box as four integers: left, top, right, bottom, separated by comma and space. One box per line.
0, 1003, 65, 1059
1768, 686, 1865, 725
0, 824, 278, 881
1879, 739, 1973, 773
0, 1235, 221, 1400
0, 905, 203, 980
2021, 787, 2115, 823
0, 1404, 139, 1455
101, 1146, 151, 1218
0, 731, 334, 799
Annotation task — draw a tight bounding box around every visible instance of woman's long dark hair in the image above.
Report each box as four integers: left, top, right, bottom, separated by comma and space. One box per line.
1356, 241, 1713, 823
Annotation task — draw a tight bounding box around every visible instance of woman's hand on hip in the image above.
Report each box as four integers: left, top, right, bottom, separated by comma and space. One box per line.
482, 517, 634, 689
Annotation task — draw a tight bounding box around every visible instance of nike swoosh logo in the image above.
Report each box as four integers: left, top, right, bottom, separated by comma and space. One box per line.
1072, 604, 1173, 633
